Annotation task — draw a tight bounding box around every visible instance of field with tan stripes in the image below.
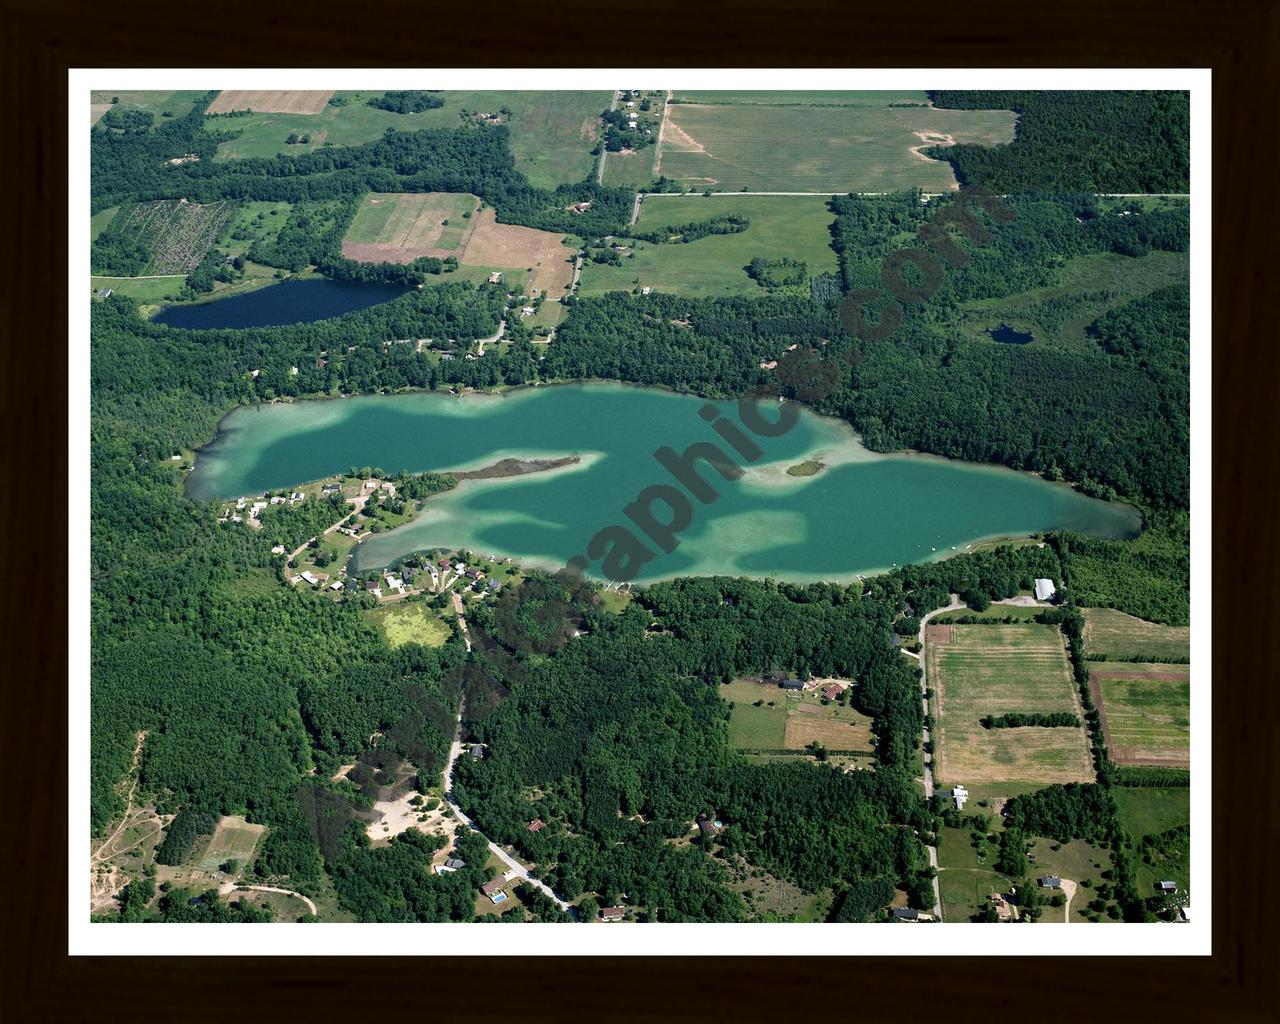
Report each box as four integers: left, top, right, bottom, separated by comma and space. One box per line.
206, 90, 334, 114
928, 623, 1094, 789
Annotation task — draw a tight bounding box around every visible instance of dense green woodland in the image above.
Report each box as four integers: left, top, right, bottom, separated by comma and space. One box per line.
90, 93, 1191, 921
926, 91, 1190, 193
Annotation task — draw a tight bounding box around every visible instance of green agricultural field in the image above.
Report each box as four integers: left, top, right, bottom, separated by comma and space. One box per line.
722, 678, 788, 749
671, 91, 930, 107
365, 603, 452, 649
928, 623, 1094, 789
1083, 607, 1191, 661
206, 91, 609, 189
1112, 787, 1190, 840
956, 249, 1189, 353
658, 101, 1015, 192
1094, 666, 1190, 766
578, 195, 840, 297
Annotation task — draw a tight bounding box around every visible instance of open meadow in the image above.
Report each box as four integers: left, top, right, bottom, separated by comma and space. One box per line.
1083, 607, 1191, 661
1091, 664, 1190, 767
578, 194, 839, 297
341, 192, 481, 263
658, 100, 1015, 192
205, 90, 609, 189
207, 90, 333, 114
364, 602, 452, 649
671, 90, 931, 107
929, 623, 1094, 789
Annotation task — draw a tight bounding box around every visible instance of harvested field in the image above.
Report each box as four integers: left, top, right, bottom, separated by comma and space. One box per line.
341, 194, 576, 295
783, 700, 873, 751
460, 208, 576, 297
207, 90, 333, 115
341, 192, 480, 264
1082, 607, 1190, 661
929, 624, 1094, 788
1091, 666, 1190, 768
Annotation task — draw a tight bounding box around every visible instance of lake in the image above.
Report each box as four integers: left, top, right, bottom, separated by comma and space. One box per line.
152, 278, 407, 330
187, 383, 1141, 583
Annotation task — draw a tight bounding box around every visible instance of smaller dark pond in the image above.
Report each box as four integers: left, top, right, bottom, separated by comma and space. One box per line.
152, 278, 407, 330
987, 323, 1035, 345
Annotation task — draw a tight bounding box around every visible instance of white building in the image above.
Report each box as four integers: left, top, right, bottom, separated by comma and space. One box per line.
951, 785, 969, 811
1034, 578, 1057, 602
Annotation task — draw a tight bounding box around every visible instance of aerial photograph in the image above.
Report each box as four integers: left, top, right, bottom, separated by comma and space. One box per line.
85, 83, 1194, 932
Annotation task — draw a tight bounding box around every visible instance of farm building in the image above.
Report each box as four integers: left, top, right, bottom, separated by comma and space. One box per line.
1034, 578, 1057, 601
890, 907, 919, 922
1037, 875, 1062, 889
950, 785, 969, 810
600, 907, 626, 921
780, 679, 805, 691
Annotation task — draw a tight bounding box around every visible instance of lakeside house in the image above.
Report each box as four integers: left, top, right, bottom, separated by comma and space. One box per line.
1034, 578, 1057, 601
322, 483, 341, 494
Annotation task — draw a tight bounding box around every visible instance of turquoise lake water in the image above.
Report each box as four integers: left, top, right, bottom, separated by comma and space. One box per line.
186, 383, 1141, 583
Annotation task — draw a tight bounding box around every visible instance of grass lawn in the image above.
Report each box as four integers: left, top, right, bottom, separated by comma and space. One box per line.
205, 91, 609, 189
658, 101, 1014, 192
1025, 837, 1112, 922
365, 602, 451, 648
929, 623, 1094, 789
936, 825, 1012, 922
91, 206, 119, 241
1082, 607, 1191, 661
579, 195, 840, 298
91, 275, 185, 304
1112, 787, 1190, 840
933, 601, 1042, 623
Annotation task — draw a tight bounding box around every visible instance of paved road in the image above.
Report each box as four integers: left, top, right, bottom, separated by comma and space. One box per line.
913, 596, 965, 919
441, 704, 569, 910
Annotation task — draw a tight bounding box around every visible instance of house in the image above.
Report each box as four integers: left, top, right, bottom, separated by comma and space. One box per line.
779, 679, 805, 691
1038, 875, 1062, 889
527, 819, 546, 833
521, 306, 535, 317
625, 100, 635, 108
298, 571, 321, 587
322, 483, 341, 494
567, 201, 593, 214
487, 272, 503, 284
1158, 880, 1178, 893
95, 287, 114, 299
481, 877, 506, 898
290, 492, 304, 503
759, 359, 778, 370
697, 817, 720, 838
235, 498, 247, 510
469, 744, 485, 760
271, 544, 286, 555
363, 479, 380, 491
951, 785, 969, 811
1034, 578, 1057, 602
822, 684, 842, 701
380, 482, 396, 495
364, 580, 381, 594
600, 907, 626, 921
385, 575, 404, 591
329, 580, 344, 591
445, 857, 466, 870
486, 579, 502, 593
641, 286, 652, 296
890, 907, 919, 922
251, 501, 267, 515
270, 495, 285, 505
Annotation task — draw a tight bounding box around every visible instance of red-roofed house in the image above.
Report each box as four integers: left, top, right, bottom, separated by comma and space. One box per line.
599, 906, 626, 921
527, 819, 546, 833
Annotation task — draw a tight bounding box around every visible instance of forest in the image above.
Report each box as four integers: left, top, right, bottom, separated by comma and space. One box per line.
925, 91, 1191, 193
